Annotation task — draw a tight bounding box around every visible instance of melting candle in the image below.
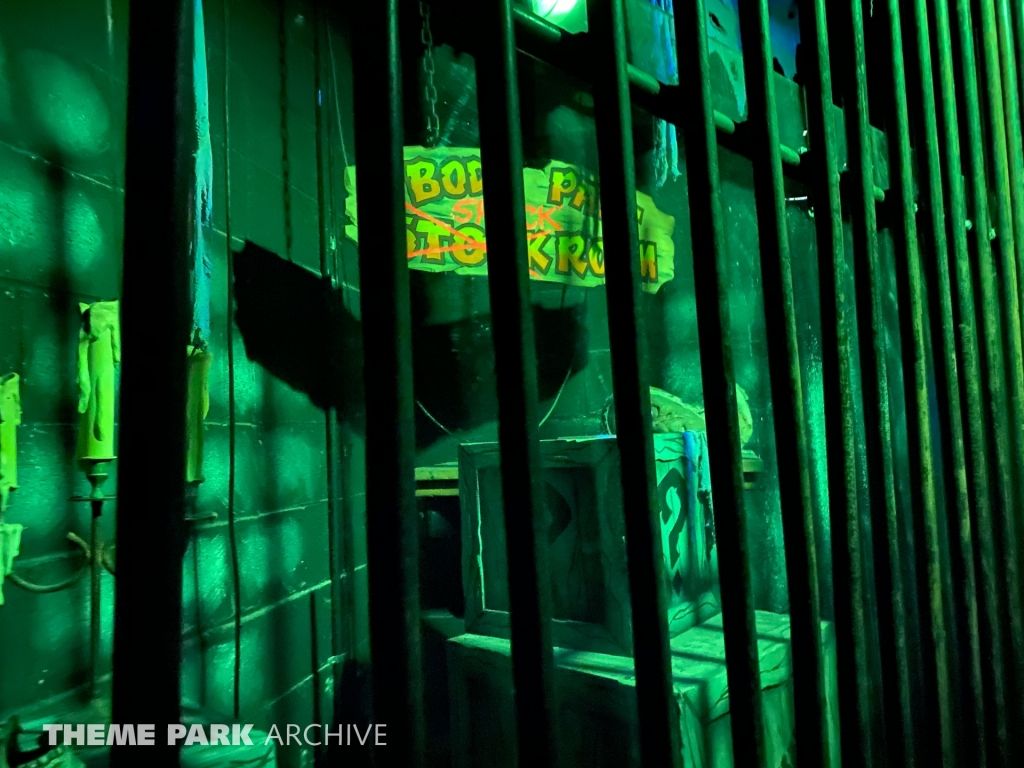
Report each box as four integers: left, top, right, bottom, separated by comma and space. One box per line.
0, 373, 20, 514
185, 345, 212, 483
76, 300, 120, 464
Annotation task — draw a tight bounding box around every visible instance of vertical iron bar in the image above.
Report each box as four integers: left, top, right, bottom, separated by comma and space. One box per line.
877, 1, 956, 764
933, 0, 1004, 764
995, 0, 1024, 359
781, 0, 871, 763
902, 0, 984, 764
586, 0, 683, 765
1016, 1, 1024, 133
110, 0, 189, 765
1005, 3, 1024, 725
832, 0, 915, 764
950, 0, 1011, 762
976, 0, 1024, 751
474, 2, 558, 767
351, 1, 425, 764
681, 0, 825, 763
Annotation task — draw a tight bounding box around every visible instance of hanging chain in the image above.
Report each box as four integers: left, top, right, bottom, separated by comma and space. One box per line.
420, 1, 441, 147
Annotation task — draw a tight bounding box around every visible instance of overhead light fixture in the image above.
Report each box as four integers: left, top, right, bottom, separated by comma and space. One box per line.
534, 0, 582, 23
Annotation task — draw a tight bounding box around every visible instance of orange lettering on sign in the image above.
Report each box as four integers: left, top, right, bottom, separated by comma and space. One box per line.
451, 224, 487, 266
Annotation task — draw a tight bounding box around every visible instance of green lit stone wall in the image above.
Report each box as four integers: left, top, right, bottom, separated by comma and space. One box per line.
0, 2, 365, 766
0, 0, 128, 716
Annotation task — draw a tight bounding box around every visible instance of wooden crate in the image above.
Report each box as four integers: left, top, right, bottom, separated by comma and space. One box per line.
457, 434, 762, 653
448, 611, 839, 768
459, 437, 632, 655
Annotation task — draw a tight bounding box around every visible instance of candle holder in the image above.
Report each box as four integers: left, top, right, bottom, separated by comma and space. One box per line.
184, 479, 216, 523
71, 457, 115, 703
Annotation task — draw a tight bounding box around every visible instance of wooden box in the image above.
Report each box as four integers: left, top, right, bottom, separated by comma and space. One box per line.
448, 611, 839, 768
459, 437, 632, 655
459, 434, 755, 654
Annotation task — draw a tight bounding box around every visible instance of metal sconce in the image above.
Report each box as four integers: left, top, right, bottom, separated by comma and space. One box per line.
74, 299, 119, 700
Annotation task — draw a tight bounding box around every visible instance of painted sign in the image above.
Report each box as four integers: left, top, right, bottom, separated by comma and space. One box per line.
344, 146, 676, 293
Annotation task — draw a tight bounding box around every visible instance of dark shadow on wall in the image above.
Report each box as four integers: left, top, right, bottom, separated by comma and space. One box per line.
232, 241, 365, 428
232, 241, 592, 451
44, 150, 92, 694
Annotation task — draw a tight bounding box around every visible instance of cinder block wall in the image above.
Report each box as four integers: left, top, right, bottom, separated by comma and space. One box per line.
0, 1, 368, 766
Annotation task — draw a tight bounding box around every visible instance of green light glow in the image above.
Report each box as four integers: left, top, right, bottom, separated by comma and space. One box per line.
535, 0, 581, 21
65, 194, 105, 277
22, 50, 110, 158
196, 534, 231, 619
279, 517, 303, 577
0, 180, 45, 252
239, 525, 270, 595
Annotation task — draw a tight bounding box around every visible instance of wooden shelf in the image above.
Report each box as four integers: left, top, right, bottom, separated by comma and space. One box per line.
415, 462, 460, 497
415, 451, 765, 496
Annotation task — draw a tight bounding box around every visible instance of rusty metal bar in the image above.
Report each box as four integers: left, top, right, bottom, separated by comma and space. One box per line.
949, 0, 1012, 763
724, 0, 827, 765
876, 1, 955, 766
977, 0, 1024, 755
350, 1, 425, 764
831, 0, 916, 764
110, 0, 189, 765
902, 0, 985, 764
778, 0, 872, 763
669, 1, 769, 766
474, 2, 558, 767
585, 0, 682, 765
995, 0, 1024, 358
928, 0, 1007, 764
1016, 1, 1024, 132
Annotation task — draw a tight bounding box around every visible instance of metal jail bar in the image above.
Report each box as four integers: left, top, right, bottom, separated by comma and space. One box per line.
474, 2, 558, 767
995, 0, 1024, 372
586, 0, 684, 765
874, 1, 954, 766
976, 0, 1024, 760
929, 0, 1001, 763
671, 0, 774, 765
332, 2, 1024, 768
111, 1, 191, 766
782, 0, 874, 764
351, 1, 426, 765
942, 0, 1015, 765
951, 0, 1014, 763
697, 0, 826, 764
831, 0, 914, 765
902, 0, 981, 764
992, 0, 1024, 756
